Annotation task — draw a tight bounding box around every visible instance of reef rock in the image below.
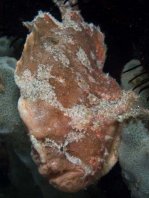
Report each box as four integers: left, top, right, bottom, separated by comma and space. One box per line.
120, 59, 149, 198
15, 10, 138, 192
119, 118, 149, 198
0, 56, 20, 134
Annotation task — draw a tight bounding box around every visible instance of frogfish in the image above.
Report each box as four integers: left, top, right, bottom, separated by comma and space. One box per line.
15, 8, 144, 192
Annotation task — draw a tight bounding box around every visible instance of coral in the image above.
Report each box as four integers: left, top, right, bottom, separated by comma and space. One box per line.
119, 118, 149, 198
119, 60, 149, 198
15, 8, 142, 192
0, 56, 17, 69
0, 56, 20, 134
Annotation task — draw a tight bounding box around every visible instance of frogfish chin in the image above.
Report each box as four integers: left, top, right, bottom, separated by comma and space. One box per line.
15, 10, 139, 192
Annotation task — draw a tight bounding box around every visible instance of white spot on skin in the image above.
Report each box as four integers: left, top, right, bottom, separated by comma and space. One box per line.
63, 11, 82, 32
91, 91, 139, 122
89, 23, 94, 32
44, 138, 62, 151
104, 148, 109, 157
87, 93, 100, 105
57, 77, 65, 84
55, 32, 75, 45
96, 60, 103, 68
105, 135, 113, 141
30, 135, 46, 163
76, 48, 91, 69
37, 64, 51, 80
64, 131, 85, 146
43, 43, 70, 67
92, 120, 101, 130
90, 51, 96, 60
76, 72, 89, 91
37, 64, 65, 84
105, 73, 109, 78
15, 66, 63, 109
88, 75, 96, 83
65, 105, 91, 130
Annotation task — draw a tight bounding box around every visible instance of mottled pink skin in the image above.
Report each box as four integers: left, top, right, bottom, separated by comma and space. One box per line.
15, 10, 137, 192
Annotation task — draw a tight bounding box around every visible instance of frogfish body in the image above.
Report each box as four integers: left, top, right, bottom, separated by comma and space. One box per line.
15, 10, 138, 192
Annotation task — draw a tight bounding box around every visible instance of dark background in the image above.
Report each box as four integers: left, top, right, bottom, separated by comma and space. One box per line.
1, 0, 149, 197
1, 0, 149, 80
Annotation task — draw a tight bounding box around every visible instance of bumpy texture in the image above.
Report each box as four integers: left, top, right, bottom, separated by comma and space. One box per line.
15, 10, 139, 192
0, 57, 21, 134
120, 60, 149, 198
0, 56, 17, 69
119, 118, 149, 198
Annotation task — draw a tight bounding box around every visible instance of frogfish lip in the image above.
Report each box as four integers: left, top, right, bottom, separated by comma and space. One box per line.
49, 169, 88, 192
33, 146, 89, 192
